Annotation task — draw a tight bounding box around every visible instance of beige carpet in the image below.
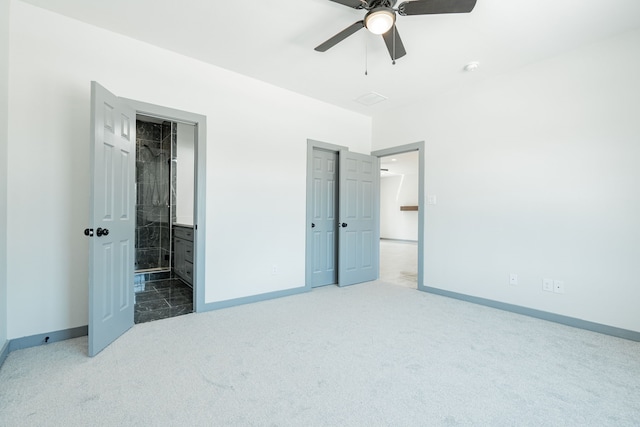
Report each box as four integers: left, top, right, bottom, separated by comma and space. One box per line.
1, 281, 639, 426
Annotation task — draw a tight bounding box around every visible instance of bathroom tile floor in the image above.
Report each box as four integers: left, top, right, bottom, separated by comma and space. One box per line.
134, 278, 193, 324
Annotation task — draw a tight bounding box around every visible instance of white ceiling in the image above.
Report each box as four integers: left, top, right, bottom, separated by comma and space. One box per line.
20, 0, 640, 117
380, 150, 418, 176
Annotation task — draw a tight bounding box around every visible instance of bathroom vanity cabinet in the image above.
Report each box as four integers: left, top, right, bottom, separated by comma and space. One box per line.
174, 225, 194, 286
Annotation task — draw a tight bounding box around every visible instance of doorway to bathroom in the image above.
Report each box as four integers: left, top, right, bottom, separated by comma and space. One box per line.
88, 81, 207, 357
132, 115, 196, 324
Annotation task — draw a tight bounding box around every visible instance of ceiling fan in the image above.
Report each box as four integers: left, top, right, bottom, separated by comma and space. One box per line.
315, 0, 477, 62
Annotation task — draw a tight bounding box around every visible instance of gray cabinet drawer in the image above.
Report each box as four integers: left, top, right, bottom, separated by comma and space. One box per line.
174, 226, 194, 241
184, 261, 193, 284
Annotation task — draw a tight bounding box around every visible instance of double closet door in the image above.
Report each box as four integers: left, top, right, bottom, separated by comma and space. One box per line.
310, 148, 379, 288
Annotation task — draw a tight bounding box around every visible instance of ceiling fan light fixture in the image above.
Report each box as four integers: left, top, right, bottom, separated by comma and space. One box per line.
364, 8, 396, 35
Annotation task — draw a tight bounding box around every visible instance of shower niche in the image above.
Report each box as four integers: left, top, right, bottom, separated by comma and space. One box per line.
134, 115, 195, 277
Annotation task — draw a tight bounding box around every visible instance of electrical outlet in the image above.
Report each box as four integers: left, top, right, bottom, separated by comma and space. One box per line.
553, 280, 565, 294
427, 195, 437, 205
272, 265, 278, 275
542, 278, 554, 292
509, 273, 518, 285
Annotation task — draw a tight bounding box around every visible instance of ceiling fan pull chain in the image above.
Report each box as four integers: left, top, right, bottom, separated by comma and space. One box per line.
392, 25, 396, 65
365, 36, 369, 75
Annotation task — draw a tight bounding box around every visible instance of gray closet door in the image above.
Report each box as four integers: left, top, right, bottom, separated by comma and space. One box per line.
311, 148, 338, 287
88, 81, 135, 357
338, 150, 379, 286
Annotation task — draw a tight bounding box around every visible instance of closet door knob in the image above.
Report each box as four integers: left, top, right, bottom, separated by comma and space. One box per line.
96, 227, 110, 237
84, 228, 94, 237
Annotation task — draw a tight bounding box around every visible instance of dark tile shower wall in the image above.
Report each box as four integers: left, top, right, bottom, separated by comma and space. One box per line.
170, 123, 177, 224
136, 120, 174, 271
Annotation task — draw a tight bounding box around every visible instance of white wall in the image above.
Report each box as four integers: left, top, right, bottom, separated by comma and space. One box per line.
175, 122, 195, 226
380, 175, 418, 240
6, 2, 372, 339
0, 0, 9, 348
372, 29, 640, 333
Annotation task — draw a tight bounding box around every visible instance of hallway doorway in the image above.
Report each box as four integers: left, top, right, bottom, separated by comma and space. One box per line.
378, 151, 419, 288
372, 142, 425, 291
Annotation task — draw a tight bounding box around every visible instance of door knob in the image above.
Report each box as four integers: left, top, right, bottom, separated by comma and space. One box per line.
311, 223, 316, 228
84, 228, 94, 237
96, 227, 110, 237
339, 223, 347, 228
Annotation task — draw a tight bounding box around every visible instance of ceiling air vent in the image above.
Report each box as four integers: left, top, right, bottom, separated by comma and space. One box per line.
354, 92, 388, 106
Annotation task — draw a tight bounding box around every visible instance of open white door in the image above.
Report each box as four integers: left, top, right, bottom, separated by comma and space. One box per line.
338, 150, 379, 286
88, 82, 135, 356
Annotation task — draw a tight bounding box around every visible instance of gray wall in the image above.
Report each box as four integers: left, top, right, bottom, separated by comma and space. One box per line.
372, 28, 640, 333
0, 0, 10, 349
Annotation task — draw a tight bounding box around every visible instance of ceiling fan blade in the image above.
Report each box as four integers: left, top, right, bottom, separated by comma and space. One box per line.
328, 0, 365, 9
397, 0, 477, 16
315, 21, 365, 52
382, 25, 407, 60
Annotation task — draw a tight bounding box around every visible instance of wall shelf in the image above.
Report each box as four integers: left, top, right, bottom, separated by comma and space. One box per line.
400, 205, 418, 211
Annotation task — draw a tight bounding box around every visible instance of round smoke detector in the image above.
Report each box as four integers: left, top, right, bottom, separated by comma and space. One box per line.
463, 61, 480, 72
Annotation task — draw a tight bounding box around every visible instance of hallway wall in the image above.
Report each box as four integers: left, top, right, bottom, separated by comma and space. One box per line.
372, 28, 640, 333
6, 2, 372, 339
0, 0, 9, 348
380, 175, 419, 241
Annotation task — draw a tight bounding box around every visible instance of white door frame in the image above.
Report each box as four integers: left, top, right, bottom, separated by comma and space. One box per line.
371, 142, 425, 290
122, 97, 207, 312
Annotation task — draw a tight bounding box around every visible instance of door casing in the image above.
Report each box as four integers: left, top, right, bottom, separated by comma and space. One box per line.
372, 142, 425, 290
122, 97, 207, 312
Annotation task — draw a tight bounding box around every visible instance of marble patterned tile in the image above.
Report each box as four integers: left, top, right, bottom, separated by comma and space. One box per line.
136, 120, 162, 141
135, 308, 171, 324
134, 261, 192, 323
152, 278, 190, 291
147, 271, 172, 281
165, 293, 192, 307
134, 289, 164, 304
170, 304, 193, 317
135, 299, 170, 312
135, 248, 161, 270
